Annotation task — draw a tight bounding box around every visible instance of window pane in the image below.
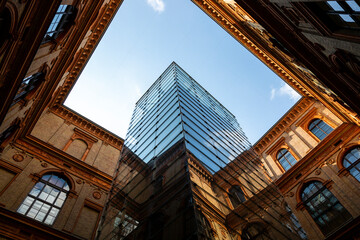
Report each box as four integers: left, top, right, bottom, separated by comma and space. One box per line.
343, 147, 360, 182
17, 174, 69, 225
327, 1, 344, 11
347, 1, 360, 11
302, 181, 352, 235
339, 14, 355, 22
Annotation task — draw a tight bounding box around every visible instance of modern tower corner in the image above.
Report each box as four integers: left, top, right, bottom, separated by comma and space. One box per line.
96, 62, 302, 240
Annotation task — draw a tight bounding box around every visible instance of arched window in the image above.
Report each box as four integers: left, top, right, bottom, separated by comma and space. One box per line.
301, 181, 352, 235
17, 173, 70, 225
43, 5, 76, 43
277, 149, 297, 171
308, 119, 333, 140
241, 222, 271, 240
229, 185, 246, 208
343, 146, 360, 181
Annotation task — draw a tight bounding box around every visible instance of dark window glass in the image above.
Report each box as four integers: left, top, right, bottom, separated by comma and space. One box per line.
343, 146, 360, 181
241, 223, 271, 240
147, 213, 164, 240
17, 173, 70, 225
13, 72, 44, 104
277, 149, 297, 171
313, 1, 360, 31
0, 123, 19, 144
327, 1, 360, 24
301, 181, 352, 235
308, 119, 333, 140
43, 5, 75, 43
229, 185, 246, 208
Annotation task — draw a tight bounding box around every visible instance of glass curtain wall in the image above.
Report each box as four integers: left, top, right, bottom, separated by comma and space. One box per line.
97, 62, 299, 240
125, 62, 250, 172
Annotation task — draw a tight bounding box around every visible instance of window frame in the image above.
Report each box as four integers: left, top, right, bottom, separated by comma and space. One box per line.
300, 180, 352, 236
42, 4, 76, 44
17, 173, 70, 225
277, 148, 298, 172
342, 146, 360, 182
308, 118, 334, 141
292, 1, 360, 41
228, 185, 247, 209
12, 72, 45, 105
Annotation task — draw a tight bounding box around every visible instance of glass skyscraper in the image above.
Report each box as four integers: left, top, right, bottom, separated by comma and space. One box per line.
125, 62, 250, 172
97, 62, 299, 240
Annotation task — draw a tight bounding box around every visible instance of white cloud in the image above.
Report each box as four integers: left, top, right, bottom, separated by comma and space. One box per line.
270, 88, 276, 100
147, 0, 165, 13
270, 83, 300, 101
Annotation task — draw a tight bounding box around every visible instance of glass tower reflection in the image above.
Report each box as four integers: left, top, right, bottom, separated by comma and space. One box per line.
124, 62, 251, 172
97, 62, 298, 240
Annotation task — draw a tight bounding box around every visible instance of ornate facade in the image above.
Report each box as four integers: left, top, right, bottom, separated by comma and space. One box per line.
0, 1, 124, 239
0, 0, 359, 239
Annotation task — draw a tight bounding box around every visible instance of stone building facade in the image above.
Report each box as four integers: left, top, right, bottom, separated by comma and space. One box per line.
0, 0, 359, 239
254, 97, 360, 239
0, 0, 124, 239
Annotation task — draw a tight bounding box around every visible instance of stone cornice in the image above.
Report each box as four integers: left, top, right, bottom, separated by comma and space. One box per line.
254, 98, 314, 153
188, 154, 214, 184
50, 105, 123, 150
52, 0, 123, 107
12, 136, 113, 191
192, 0, 312, 98
275, 123, 358, 192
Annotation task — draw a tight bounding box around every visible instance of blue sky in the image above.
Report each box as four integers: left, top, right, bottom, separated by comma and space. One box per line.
65, 0, 300, 144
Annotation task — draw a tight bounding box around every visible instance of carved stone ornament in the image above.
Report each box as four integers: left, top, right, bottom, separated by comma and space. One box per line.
93, 191, 101, 200
41, 162, 48, 168
327, 159, 335, 165
315, 169, 321, 175
288, 192, 294, 197
76, 179, 82, 184
12, 154, 24, 162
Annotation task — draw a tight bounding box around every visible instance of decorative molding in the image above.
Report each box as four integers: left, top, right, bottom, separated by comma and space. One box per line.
50, 106, 123, 150
188, 157, 213, 185
92, 191, 101, 200
13, 137, 112, 191
192, 0, 313, 99
275, 123, 357, 192
51, 0, 122, 108
12, 154, 24, 162
63, 127, 99, 161
254, 98, 314, 153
